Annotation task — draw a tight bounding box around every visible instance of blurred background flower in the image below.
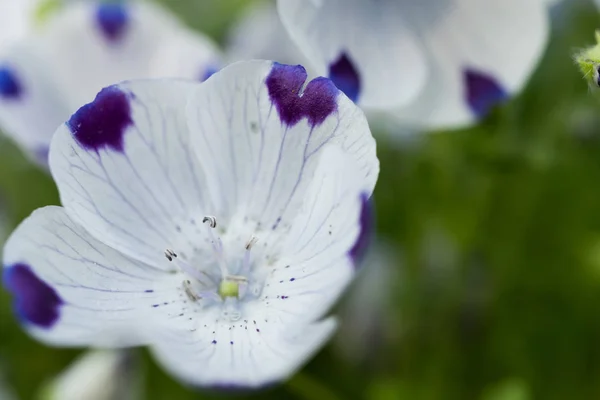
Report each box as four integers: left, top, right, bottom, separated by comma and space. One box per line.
1, 0, 600, 399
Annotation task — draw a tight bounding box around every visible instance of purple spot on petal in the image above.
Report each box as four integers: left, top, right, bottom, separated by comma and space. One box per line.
328, 52, 360, 102
67, 85, 132, 152
200, 64, 220, 82
0, 66, 22, 99
212, 340, 217, 344
96, 2, 129, 43
464, 68, 507, 118
266, 63, 338, 128
3, 263, 63, 328
349, 192, 374, 267
145, 289, 154, 293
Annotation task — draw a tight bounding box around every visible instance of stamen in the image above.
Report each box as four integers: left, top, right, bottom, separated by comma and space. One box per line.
245, 235, 258, 250
241, 235, 258, 276
202, 216, 217, 228
165, 248, 213, 284
203, 216, 229, 277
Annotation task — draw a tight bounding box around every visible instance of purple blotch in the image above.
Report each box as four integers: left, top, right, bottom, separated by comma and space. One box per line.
266, 63, 338, 128
200, 64, 220, 82
145, 289, 154, 293
67, 85, 133, 152
212, 340, 217, 344
96, 2, 129, 43
0, 66, 23, 99
464, 68, 507, 119
328, 52, 360, 103
349, 192, 374, 267
3, 263, 63, 328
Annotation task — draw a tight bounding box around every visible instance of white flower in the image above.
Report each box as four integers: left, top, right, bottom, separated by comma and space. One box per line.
42, 350, 140, 400
2, 60, 379, 387
0, 0, 219, 166
276, 0, 552, 130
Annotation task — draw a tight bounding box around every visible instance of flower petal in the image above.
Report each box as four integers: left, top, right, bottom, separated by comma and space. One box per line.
2, 206, 179, 347
38, 0, 220, 109
150, 307, 336, 387
388, 0, 550, 129
0, 44, 70, 165
186, 60, 378, 235
276, 0, 428, 108
0, 0, 34, 46
226, 2, 309, 67
259, 145, 373, 325
49, 79, 210, 270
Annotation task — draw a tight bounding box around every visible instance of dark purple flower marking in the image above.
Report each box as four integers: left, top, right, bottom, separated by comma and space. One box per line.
0, 66, 23, 100
266, 63, 339, 128
67, 85, 133, 152
349, 192, 373, 267
328, 52, 360, 103
95, 2, 129, 43
464, 68, 507, 118
3, 263, 63, 328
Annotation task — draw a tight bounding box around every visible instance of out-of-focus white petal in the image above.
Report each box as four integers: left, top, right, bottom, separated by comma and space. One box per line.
186, 60, 378, 237
278, 0, 550, 130
50, 80, 211, 268
2, 206, 182, 347
391, 0, 550, 129
0, 0, 36, 47
226, 2, 309, 68
277, 0, 427, 107
0, 0, 220, 166
0, 43, 68, 165
39, 0, 220, 109
43, 350, 141, 400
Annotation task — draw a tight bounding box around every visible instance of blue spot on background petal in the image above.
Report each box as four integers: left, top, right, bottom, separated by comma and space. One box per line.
3, 263, 63, 328
328, 52, 360, 103
349, 192, 374, 267
96, 2, 129, 42
67, 85, 133, 152
201, 65, 220, 82
464, 68, 507, 118
266, 63, 339, 128
0, 66, 23, 99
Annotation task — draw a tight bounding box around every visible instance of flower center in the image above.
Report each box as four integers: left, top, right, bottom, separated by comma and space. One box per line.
164, 216, 263, 321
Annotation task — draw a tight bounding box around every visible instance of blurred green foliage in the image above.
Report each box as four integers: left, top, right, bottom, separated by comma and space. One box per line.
3, 0, 600, 399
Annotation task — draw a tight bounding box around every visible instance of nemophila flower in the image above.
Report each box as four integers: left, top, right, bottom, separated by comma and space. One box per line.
0, 0, 219, 166
2, 60, 379, 387
277, 0, 552, 130
41, 350, 140, 400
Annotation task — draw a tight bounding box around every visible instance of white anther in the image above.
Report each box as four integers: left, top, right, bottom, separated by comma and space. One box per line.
202, 216, 217, 228
165, 249, 177, 262
245, 235, 258, 250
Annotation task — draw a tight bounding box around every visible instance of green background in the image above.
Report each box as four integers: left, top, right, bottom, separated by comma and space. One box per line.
3, 0, 600, 399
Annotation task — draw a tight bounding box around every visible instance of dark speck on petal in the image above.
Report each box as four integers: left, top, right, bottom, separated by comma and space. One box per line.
266, 63, 338, 128
96, 2, 129, 43
464, 68, 507, 119
0, 66, 23, 100
3, 263, 63, 328
349, 192, 374, 267
328, 52, 360, 103
67, 85, 133, 153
